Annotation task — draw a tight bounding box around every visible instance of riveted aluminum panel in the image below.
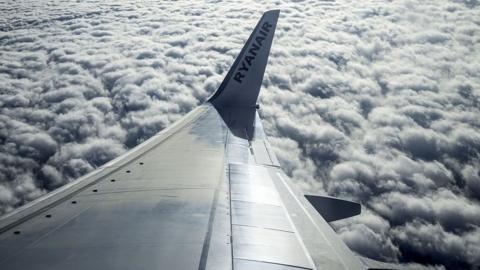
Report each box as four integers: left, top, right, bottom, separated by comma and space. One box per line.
251, 140, 273, 165
226, 143, 251, 164
234, 258, 312, 270
230, 184, 282, 206
232, 225, 311, 269
229, 163, 273, 187
229, 164, 281, 206
231, 200, 292, 232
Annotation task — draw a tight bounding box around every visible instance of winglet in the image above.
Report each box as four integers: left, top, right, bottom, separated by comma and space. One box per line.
209, 10, 280, 108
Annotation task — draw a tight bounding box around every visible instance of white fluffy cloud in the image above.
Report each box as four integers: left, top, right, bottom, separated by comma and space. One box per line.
1, 0, 479, 269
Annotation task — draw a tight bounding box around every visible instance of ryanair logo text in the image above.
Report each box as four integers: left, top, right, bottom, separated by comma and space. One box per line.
233, 21, 272, 84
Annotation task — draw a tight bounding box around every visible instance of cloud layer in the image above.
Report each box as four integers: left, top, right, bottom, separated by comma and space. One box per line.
1, 0, 479, 269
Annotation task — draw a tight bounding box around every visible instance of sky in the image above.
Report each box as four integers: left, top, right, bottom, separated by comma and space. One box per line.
0, 0, 479, 269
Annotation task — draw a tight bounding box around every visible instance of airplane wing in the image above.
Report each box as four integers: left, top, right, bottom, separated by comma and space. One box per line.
0, 10, 396, 270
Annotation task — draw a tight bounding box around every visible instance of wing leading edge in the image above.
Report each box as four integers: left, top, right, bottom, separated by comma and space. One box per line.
0, 10, 398, 270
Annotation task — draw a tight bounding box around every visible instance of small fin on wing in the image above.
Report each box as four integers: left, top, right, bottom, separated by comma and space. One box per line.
305, 195, 361, 222
209, 10, 280, 108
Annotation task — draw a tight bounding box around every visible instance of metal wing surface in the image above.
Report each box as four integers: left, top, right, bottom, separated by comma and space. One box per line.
0, 10, 396, 270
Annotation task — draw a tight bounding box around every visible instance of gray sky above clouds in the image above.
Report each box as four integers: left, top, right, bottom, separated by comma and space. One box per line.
1, 0, 479, 269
